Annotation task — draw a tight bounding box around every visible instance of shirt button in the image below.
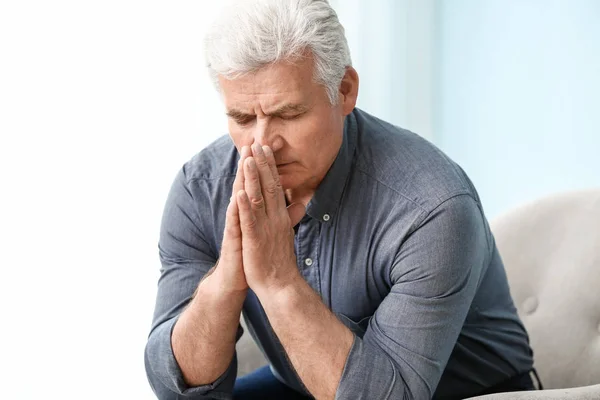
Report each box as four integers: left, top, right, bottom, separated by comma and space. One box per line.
322, 214, 330, 222
304, 258, 313, 266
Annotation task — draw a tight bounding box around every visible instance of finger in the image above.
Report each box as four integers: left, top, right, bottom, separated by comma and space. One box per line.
221, 197, 242, 256
227, 196, 242, 239
215, 198, 245, 290
233, 146, 251, 195
236, 190, 258, 238
262, 145, 286, 206
244, 157, 266, 214
252, 143, 281, 215
287, 202, 306, 228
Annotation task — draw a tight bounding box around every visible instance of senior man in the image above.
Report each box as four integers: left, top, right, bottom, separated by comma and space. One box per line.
145, 1, 537, 399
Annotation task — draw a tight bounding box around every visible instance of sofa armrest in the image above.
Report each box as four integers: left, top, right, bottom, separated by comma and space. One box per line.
466, 384, 600, 400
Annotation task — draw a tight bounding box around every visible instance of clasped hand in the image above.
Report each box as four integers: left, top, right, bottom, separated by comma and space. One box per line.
216, 143, 306, 297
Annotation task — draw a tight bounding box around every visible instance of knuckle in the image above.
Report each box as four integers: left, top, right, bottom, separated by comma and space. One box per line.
271, 171, 281, 185
251, 196, 265, 208
264, 184, 278, 196
248, 174, 259, 185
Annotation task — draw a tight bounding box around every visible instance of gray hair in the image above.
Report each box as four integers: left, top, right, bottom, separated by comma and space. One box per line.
204, 0, 352, 105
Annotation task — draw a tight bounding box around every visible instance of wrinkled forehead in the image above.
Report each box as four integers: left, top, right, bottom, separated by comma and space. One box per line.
218, 58, 323, 113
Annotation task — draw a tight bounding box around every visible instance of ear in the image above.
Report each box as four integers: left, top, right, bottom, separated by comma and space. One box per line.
338, 66, 359, 116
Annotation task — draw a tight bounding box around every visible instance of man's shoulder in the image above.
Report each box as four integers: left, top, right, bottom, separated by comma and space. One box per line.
182, 134, 237, 183
353, 109, 479, 212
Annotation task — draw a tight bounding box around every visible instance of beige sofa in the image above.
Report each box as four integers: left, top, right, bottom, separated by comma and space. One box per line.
468, 188, 600, 399
236, 316, 267, 376
236, 189, 600, 399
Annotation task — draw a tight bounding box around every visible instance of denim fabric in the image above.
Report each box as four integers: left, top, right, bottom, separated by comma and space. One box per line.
233, 366, 312, 400
145, 108, 534, 399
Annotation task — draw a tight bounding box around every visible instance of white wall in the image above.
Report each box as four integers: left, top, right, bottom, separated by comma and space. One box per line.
331, 0, 435, 140
434, 0, 600, 218
0, 1, 227, 398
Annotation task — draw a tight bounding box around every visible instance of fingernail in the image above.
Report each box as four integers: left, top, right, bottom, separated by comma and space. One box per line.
262, 145, 272, 157
253, 143, 263, 156
241, 146, 250, 158
247, 157, 256, 170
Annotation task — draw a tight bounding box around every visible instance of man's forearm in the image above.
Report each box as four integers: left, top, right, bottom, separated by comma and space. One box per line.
258, 276, 354, 400
172, 270, 246, 387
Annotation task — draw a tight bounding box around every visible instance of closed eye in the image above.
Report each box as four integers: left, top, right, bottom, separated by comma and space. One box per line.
279, 113, 303, 121
233, 116, 256, 126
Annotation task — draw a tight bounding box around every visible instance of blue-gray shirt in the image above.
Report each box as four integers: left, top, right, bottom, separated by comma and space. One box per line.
145, 108, 534, 400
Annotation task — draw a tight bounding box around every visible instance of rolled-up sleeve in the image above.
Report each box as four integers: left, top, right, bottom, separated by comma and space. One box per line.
145, 167, 241, 399
335, 194, 491, 400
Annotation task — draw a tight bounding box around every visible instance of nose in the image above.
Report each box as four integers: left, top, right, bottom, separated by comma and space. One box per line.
253, 118, 283, 153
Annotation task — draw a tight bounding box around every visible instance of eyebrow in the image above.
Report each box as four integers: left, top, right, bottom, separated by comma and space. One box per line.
226, 104, 309, 119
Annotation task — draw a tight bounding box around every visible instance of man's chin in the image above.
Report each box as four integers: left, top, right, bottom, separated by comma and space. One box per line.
278, 173, 302, 192
279, 175, 294, 191
277, 164, 312, 195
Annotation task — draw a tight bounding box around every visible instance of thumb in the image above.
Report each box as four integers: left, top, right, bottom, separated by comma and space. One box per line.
287, 202, 306, 228
221, 198, 242, 256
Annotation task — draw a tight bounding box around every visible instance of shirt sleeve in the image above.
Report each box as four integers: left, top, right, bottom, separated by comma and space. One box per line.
144, 167, 241, 399
335, 194, 491, 400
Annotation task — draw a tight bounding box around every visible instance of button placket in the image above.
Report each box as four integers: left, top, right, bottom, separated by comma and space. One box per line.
294, 217, 321, 295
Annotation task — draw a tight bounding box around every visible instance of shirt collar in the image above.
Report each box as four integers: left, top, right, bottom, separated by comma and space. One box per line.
305, 110, 357, 224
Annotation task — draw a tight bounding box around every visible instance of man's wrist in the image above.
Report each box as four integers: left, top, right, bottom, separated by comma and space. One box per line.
256, 269, 306, 310
196, 268, 247, 306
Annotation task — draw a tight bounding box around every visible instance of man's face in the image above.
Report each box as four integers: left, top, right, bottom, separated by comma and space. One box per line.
219, 55, 354, 195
